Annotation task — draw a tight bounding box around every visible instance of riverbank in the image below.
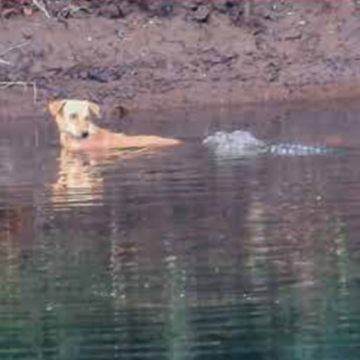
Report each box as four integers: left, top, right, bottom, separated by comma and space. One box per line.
0, 0, 360, 114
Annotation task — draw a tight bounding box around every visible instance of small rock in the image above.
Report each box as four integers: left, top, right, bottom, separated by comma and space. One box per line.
279, 28, 302, 41
97, 4, 123, 19
212, 0, 242, 14
22, 30, 33, 40
189, 4, 212, 23
79, 70, 89, 80
212, 0, 245, 23
110, 104, 130, 119
23, 7, 33, 17
267, 62, 281, 83
88, 70, 109, 83
116, 29, 125, 40
117, 2, 136, 17
142, 0, 175, 17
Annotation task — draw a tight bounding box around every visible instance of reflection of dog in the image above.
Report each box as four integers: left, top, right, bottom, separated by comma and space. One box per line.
49, 99, 181, 150
51, 149, 104, 207
51, 148, 154, 207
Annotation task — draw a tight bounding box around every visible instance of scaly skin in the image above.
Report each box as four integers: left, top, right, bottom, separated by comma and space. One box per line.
203, 130, 334, 159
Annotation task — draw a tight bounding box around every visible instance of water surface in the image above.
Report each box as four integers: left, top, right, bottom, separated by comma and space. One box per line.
1, 102, 360, 359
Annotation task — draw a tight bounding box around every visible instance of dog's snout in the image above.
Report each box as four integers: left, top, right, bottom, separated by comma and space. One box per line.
81, 131, 89, 139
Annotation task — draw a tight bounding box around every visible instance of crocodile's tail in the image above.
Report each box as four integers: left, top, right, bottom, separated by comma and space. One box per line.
267, 143, 330, 156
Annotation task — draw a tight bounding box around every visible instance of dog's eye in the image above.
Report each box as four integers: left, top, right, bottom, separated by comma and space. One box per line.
70, 113, 78, 120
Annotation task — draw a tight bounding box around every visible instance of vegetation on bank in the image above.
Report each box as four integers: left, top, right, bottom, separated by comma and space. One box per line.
0, 0, 359, 108
0, 1, 357, 24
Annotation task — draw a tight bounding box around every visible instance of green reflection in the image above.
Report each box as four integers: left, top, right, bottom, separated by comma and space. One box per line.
0, 144, 360, 360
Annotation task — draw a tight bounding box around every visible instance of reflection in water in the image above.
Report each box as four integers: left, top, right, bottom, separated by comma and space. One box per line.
1, 104, 360, 359
51, 149, 104, 208
51, 147, 158, 209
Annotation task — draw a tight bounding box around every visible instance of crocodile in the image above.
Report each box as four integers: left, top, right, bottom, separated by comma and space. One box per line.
202, 130, 333, 159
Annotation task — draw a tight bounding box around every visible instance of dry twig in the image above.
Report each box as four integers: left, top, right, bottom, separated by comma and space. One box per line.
32, 0, 52, 19
0, 59, 11, 66
0, 41, 31, 66
0, 81, 38, 104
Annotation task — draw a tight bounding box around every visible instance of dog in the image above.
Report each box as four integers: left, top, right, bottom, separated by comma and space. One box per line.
49, 99, 182, 150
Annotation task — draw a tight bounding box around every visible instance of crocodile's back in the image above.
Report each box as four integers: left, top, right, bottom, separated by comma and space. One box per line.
203, 131, 336, 159
203, 130, 267, 158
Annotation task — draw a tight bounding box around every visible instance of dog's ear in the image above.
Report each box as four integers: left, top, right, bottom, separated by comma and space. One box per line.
49, 100, 66, 116
89, 101, 100, 118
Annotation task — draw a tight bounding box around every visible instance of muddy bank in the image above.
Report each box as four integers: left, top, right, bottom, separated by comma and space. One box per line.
1, 0, 360, 114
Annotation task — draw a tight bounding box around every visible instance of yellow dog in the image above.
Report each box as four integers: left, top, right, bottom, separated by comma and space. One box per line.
49, 99, 181, 150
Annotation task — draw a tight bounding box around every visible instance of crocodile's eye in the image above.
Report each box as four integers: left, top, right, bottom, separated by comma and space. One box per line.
70, 113, 78, 120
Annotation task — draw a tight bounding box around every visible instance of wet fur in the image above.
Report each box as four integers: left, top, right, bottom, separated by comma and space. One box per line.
49, 99, 181, 150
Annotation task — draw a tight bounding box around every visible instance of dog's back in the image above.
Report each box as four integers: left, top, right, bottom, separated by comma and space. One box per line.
49, 99, 181, 150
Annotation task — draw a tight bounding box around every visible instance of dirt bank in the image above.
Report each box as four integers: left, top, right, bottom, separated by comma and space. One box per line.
1, 0, 360, 114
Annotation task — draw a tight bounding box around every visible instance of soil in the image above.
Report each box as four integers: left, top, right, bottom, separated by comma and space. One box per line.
1, 0, 360, 115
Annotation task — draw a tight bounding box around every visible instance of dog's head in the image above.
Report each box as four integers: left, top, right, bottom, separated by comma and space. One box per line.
49, 99, 100, 139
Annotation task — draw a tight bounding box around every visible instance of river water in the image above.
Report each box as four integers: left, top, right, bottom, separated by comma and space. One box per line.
1, 101, 360, 359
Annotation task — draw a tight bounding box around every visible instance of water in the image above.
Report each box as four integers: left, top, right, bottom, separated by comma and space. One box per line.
1, 101, 360, 359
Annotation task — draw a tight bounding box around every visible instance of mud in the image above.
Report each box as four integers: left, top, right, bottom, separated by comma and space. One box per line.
1, 0, 360, 114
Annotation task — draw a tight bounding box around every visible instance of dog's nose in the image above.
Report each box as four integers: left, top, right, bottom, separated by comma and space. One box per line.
81, 131, 89, 139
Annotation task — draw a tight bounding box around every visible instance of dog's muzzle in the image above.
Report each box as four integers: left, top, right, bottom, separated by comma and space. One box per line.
81, 131, 89, 139
64, 130, 90, 140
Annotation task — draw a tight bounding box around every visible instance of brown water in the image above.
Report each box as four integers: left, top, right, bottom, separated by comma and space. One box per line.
1, 102, 360, 359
